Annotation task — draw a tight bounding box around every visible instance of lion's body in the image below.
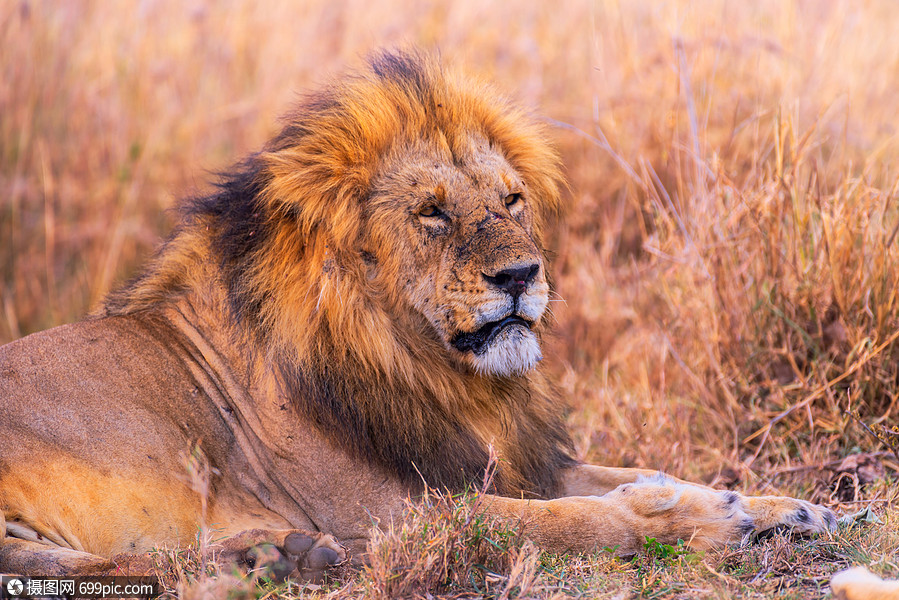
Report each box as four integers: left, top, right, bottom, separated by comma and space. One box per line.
0, 50, 835, 579
1, 314, 307, 556
0, 315, 224, 557
0, 306, 407, 572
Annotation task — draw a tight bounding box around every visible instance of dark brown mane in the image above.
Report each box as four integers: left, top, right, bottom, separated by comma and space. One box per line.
278, 337, 574, 496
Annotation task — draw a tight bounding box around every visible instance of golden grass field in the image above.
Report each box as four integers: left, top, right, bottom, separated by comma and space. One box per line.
2, 0, 899, 598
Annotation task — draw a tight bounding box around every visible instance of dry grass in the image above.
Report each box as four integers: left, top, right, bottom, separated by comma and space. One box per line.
3, 0, 898, 597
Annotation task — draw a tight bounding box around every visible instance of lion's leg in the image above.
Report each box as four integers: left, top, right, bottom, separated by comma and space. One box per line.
560, 464, 835, 537
0, 539, 115, 576
485, 473, 834, 555
0, 526, 345, 584
484, 476, 752, 555
215, 529, 346, 583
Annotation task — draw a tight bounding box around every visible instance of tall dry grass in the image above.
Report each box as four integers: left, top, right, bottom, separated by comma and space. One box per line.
2, 0, 898, 547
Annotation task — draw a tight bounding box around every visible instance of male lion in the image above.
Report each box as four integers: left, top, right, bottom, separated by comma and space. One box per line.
0, 50, 835, 581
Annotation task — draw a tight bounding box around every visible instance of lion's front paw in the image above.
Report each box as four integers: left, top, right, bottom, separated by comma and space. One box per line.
744, 496, 837, 537
217, 529, 347, 583
606, 476, 756, 551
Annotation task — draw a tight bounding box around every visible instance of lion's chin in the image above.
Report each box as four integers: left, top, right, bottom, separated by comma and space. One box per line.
468, 324, 542, 377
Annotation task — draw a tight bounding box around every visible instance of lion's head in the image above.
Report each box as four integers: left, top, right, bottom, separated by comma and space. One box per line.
105, 50, 572, 495
247, 49, 563, 379
366, 128, 551, 376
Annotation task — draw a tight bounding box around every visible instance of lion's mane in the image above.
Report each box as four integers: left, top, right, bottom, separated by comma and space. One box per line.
102, 50, 574, 497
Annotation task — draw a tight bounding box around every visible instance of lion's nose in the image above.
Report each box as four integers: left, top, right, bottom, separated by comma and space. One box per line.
482, 263, 540, 297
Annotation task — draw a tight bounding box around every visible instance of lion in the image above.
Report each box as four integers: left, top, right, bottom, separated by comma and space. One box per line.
0, 50, 836, 583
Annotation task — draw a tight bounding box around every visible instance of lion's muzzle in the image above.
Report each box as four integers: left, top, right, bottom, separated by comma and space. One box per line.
450, 256, 547, 376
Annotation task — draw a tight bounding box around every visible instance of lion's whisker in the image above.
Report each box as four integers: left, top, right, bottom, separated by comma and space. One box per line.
548, 290, 568, 305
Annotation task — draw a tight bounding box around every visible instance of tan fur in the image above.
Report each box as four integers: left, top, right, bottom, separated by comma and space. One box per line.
830, 567, 899, 600
1, 50, 835, 579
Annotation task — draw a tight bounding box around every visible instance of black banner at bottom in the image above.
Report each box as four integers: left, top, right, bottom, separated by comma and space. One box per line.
1, 575, 160, 599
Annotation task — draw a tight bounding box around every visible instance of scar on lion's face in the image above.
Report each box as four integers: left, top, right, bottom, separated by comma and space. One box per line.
366, 139, 548, 376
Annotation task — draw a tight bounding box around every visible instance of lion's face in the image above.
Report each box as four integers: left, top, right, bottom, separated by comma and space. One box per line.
367, 135, 549, 377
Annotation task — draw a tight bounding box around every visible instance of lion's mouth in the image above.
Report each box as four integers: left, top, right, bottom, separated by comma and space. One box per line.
451, 315, 533, 355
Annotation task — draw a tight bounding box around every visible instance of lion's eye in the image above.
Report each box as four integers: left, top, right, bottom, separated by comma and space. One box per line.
505, 193, 523, 208
419, 205, 444, 218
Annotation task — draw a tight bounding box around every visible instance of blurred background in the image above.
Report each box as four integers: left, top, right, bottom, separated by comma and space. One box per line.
2, 0, 898, 496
